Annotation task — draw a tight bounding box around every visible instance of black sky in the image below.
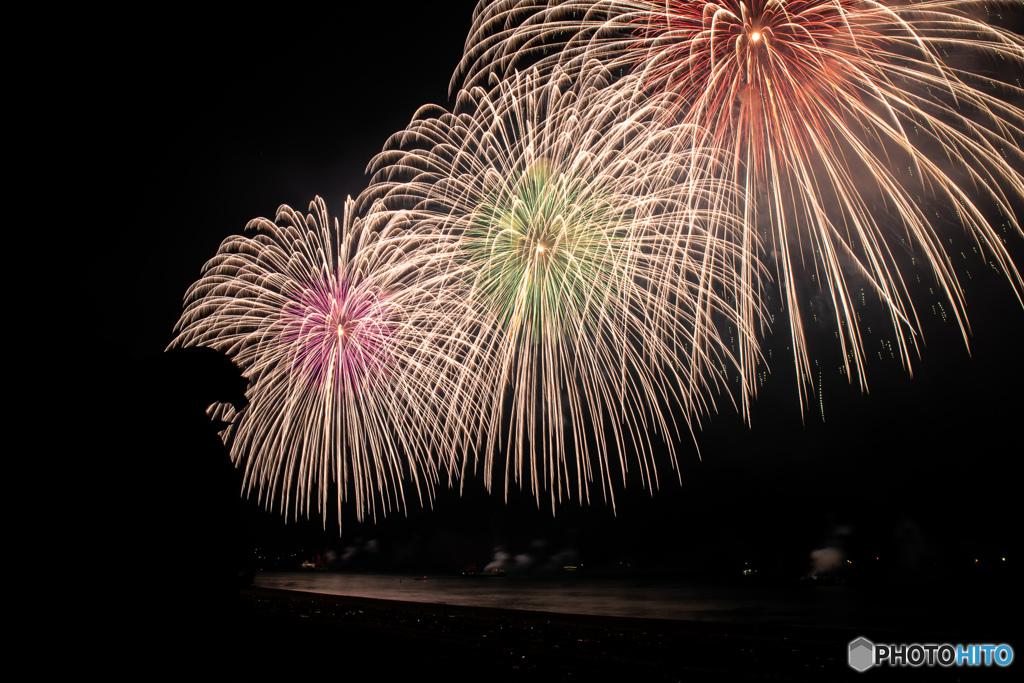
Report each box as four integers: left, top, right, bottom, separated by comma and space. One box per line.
125, 4, 1022, 575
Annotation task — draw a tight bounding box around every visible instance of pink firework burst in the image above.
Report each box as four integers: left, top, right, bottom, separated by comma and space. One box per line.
281, 271, 398, 396
172, 197, 480, 524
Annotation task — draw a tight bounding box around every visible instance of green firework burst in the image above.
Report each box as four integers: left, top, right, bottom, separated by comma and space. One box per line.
466, 161, 627, 344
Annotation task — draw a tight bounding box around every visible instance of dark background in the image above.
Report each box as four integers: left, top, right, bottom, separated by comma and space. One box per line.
117, 3, 1021, 586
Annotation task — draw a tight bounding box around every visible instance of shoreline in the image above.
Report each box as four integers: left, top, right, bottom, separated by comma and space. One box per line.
218, 586, 974, 681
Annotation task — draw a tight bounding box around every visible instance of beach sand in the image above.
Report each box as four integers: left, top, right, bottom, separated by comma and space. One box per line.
207, 586, 923, 681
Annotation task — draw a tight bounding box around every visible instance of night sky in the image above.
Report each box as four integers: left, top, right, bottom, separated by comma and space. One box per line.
125, 4, 1022, 581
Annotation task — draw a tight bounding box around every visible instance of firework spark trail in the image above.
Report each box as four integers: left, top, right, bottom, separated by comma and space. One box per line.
453, 0, 1024, 410
360, 64, 756, 511
171, 197, 481, 525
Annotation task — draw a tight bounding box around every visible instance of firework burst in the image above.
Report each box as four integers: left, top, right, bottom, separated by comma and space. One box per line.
362, 65, 754, 510
171, 197, 477, 524
455, 0, 1024, 407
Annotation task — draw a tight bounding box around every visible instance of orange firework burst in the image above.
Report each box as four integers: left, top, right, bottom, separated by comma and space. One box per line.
455, 0, 1024, 410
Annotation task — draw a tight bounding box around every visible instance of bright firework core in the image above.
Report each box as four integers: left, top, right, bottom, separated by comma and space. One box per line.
466, 161, 621, 340
283, 272, 395, 392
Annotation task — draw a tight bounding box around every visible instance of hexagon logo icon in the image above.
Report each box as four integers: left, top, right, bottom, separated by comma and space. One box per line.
849, 637, 875, 672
